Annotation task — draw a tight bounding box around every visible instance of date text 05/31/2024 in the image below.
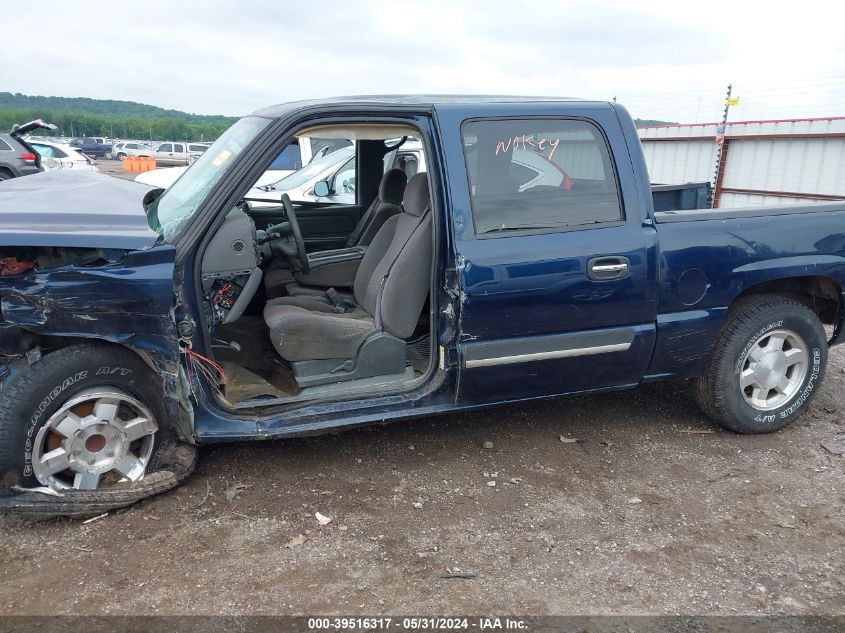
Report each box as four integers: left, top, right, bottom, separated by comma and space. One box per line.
307, 617, 528, 630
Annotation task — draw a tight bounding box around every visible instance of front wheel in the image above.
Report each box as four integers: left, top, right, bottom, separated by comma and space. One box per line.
695, 296, 827, 433
0, 344, 179, 494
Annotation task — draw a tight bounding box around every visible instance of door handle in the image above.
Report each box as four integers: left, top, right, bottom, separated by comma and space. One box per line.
588, 256, 630, 281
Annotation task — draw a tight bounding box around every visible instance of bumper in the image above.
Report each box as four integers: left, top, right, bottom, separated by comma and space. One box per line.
12, 165, 41, 178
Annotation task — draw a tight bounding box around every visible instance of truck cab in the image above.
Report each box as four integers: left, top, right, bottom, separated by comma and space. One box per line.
1, 96, 843, 516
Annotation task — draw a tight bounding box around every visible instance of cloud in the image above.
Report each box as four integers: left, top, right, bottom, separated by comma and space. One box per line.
1, 0, 843, 122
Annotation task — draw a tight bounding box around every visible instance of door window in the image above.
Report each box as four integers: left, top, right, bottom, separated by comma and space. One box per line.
158, 143, 172, 152
461, 118, 622, 235
173, 144, 185, 153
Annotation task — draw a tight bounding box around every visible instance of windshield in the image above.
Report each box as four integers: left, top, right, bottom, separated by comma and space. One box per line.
266, 146, 354, 190
148, 116, 269, 242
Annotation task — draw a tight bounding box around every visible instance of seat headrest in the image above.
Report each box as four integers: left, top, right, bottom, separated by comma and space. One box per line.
379, 168, 407, 206
403, 173, 430, 216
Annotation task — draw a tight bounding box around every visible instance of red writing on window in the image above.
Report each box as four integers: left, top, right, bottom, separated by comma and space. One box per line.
495, 134, 561, 162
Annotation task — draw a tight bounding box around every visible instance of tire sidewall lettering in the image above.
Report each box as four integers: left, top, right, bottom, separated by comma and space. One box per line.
734, 320, 783, 375
22, 365, 136, 477
777, 347, 821, 420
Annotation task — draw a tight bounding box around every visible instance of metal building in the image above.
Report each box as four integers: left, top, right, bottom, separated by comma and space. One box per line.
638, 116, 845, 207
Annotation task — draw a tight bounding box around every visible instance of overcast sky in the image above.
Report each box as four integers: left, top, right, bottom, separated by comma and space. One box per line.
3, 0, 844, 123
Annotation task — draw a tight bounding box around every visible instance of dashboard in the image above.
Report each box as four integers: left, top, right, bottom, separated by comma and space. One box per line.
200, 208, 264, 324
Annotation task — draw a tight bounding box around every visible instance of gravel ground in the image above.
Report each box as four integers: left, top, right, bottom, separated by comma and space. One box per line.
1, 162, 843, 616
0, 347, 843, 616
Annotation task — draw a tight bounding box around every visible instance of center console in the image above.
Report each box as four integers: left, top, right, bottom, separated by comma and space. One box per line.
293, 245, 367, 289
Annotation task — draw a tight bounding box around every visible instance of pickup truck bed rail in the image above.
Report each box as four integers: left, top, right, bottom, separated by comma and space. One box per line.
654, 201, 844, 223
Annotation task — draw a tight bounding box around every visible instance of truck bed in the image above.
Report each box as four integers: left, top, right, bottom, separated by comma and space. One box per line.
654, 200, 844, 223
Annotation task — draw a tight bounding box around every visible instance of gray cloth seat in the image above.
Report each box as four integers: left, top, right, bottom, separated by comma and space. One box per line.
263, 173, 432, 362
264, 168, 408, 297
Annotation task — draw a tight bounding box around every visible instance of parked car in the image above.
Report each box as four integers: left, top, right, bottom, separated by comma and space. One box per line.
246, 139, 426, 208
136, 138, 312, 189
2, 96, 844, 518
0, 119, 56, 181
28, 140, 98, 172
153, 142, 210, 166
111, 142, 155, 160
69, 137, 112, 158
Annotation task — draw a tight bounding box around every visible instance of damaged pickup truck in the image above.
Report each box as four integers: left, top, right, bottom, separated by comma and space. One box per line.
1, 96, 844, 517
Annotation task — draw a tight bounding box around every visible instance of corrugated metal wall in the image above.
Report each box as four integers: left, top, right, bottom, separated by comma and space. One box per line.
638, 117, 845, 207
641, 140, 715, 184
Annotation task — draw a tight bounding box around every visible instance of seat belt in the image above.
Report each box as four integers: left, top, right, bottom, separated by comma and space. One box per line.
346, 198, 378, 247
326, 287, 355, 314
373, 206, 430, 331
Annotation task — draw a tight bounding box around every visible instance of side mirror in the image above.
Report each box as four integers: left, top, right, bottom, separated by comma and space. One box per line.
313, 180, 330, 197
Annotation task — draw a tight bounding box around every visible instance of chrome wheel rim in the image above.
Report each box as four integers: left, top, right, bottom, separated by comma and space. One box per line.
739, 328, 808, 411
31, 389, 158, 491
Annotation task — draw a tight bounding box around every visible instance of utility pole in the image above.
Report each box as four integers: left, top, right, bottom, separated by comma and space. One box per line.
711, 83, 738, 208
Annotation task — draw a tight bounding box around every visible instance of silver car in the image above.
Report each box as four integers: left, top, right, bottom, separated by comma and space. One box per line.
111, 141, 155, 160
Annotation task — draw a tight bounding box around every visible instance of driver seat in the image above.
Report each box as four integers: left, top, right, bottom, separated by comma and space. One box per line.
262, 173, 432, 385
263, 168, 408, 298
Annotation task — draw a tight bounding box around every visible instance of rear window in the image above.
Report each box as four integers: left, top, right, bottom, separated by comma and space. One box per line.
0, 139, 11, 151
188, 144, 208, 152
461, 118, 622, 235
32, 144, 67, 159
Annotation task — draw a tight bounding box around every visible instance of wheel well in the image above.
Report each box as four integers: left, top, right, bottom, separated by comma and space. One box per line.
13, 333, 162, 376
733, 275, 841, 326
0, 167, 13, 177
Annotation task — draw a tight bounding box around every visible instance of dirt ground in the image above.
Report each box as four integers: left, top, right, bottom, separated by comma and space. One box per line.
0, 161, 843, 616
0, 344, 843, 616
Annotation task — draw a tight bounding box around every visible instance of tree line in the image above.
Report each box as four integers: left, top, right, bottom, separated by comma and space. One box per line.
0, 92, 238, 142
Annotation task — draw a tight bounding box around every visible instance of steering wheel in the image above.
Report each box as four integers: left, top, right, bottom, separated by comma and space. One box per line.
281, 194, 310, 274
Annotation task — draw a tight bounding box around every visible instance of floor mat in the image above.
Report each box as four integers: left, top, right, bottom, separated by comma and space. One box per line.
221, 362, 290, 403
212, 317, 299, 399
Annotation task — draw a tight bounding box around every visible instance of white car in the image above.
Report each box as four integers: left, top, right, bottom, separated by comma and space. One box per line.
245, 139, 426, 208
111, 141, 155, 160
135, 138, 315, 189
245, 146, 356, 208
28, 140, 99, 172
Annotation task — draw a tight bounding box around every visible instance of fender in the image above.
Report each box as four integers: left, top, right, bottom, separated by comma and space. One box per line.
0, 245, 192, 439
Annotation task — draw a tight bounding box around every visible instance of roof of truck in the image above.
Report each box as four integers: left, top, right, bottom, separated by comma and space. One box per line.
252, 95, 593, 118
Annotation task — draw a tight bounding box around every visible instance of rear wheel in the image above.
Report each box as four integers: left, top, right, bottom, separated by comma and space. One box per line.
695, 296, 827, 433
0, 169, 12, 181
0, 344, 177, 493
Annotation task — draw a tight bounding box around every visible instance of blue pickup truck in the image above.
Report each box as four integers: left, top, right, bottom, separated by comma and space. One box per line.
0, 96, 842, 516
69, 137, 112, 159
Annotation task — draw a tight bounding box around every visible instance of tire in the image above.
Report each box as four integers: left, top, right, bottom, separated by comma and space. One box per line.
695, 295, 827, 434
0, 344, 180, 493
116, 153, 127, 160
